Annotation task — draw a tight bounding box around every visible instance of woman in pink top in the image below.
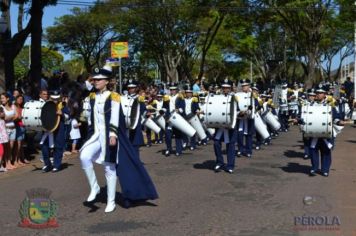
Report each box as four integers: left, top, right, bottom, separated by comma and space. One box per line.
0, 93, 17, 170
0, 107, 9, 172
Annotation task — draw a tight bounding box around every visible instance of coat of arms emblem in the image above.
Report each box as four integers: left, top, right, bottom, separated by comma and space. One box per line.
19, 188, 59, 228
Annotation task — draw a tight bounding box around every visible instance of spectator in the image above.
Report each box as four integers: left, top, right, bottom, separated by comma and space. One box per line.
193, 79, 201, 93
0, 93, 17, 169
0, 107, 9, 172
70, 116, 81, 153
14, 95, 29, 165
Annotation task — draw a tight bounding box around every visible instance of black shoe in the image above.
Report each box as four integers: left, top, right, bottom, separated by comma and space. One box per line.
190, 147, 195, 151
322, 172, 329, 177
247, 154, 252, 158
52, 167, 60, 173
165, 150, 170, 157
226, 169, 234, 174
42, 166, 52, 173
214, 165, 222, 172
146, 144, 152, 147
236, 151, 241, 157
123, 199, 131, 209
309, 170, 317, 177
303, 155, 309, 159
175, 153, 181, 157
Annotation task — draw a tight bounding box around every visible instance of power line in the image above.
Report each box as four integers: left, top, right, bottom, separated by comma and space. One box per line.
54, 0, 345, 11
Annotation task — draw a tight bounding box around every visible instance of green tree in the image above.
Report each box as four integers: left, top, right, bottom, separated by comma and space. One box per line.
14, 45, 63, 80
47, 7, 119, 73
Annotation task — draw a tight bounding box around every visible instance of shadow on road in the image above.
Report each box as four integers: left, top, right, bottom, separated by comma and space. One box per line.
346, 140, 356, 144
283, 150, 304, 158
279, 162, 310, 175
82, 187, 157, 213
193, 160, 216, 170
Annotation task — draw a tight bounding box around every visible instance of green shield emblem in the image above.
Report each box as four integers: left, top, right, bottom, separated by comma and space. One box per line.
28, 198, 51, 224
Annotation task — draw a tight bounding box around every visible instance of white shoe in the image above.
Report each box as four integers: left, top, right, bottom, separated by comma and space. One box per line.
105, 175, 117, 213
83, 167, 100, 202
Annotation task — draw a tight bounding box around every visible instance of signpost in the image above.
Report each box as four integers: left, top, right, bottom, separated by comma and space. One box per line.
111, 42, 129, 93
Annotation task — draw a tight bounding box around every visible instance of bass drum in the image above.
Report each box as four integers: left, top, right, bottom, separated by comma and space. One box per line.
121, 96, 140, 129
203, 94, 237, 129
302, 105, 332, 138
153, 114, 166, 131
22, 100, 60, 132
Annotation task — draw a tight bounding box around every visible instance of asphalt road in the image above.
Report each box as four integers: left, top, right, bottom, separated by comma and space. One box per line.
0, 125, 355, 236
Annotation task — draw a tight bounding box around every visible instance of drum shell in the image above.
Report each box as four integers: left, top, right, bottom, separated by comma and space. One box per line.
254, 113, 270, 139
203, 94, 237, 129
235, 92, 252, 112
168, 111, 196, 137
187, 114, 207, 140
142, 117, 161, 134
263, 111, 281, 131
153, 115, 166, 130
302, 105, 332, 138
121, 96, 140, 129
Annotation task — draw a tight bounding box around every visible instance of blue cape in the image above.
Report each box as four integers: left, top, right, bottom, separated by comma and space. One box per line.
116, 106, 159, 201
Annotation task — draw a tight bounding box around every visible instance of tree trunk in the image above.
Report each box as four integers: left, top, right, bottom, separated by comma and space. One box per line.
17, 3, 24, 32
306, 52, 317, 88
29, 0, 43, 96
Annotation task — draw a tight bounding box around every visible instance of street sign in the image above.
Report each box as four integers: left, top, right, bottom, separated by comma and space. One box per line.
111, 42, 129, 58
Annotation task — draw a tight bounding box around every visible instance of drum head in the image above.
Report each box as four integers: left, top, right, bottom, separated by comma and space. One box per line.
41, 101, 60, 132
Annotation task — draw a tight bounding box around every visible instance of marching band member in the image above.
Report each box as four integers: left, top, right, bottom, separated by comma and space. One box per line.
214, 79, 238, 174
251, 84, 264, 150
145, 97, 157, 147
163, 82, 186, 157
236, 79, 259, 158
279, 82, 290, 132
288, 83, 300, 120
301, 88, 316, 159
124, 79, 145, 157
79, 67, 120, 212
154, 93, 164, 144
184, 86, 200, 151
306, 84, 344, 177
41, 90, 70, 173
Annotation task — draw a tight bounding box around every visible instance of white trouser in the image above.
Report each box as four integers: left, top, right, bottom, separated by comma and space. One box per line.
80, 140, 116, 176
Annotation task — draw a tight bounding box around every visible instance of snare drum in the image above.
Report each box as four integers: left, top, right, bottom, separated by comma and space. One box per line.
22, 100, 60, 132
121, 95, 140, 129
302, 105, 332, 138
203, 94, 237, 129
168, 111, 196, 137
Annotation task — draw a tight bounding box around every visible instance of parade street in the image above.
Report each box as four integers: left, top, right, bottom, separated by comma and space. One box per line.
0, 125, 355, 236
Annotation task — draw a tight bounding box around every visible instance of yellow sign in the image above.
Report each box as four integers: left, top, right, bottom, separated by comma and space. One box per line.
111, 42, 129, 58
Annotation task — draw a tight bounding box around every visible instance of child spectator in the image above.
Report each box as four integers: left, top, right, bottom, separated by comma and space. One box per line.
70, 117, 81, 153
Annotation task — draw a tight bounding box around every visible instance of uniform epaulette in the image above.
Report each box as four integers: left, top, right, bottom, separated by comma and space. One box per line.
257, 97, 263, 106
192, 97, 199, 103
234, 95, 239, 102
138, 95, 145, 103
193, 92, 199, 97
110, 92, 121, 102
326, 96, 336, 107
151, 100, 157, 105
89, 92, 96, 100
178, 93, 185, 99
287, 88, 293, 93
57, 102, 63, 110
340, 89, 346, 94
163, 95, 170, 102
